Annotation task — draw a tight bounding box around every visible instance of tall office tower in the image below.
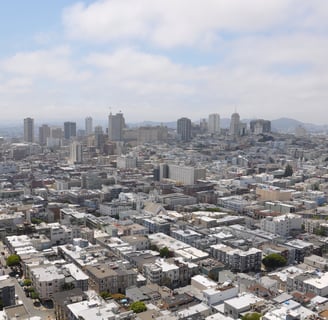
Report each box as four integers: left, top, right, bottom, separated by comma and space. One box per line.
94, 125, 105, 148
208, 113, 220, 134
50, 127, 63, 139
229, 112, 240, 136
39, 124, 51, 145
24, 117, 34, 142
64, 122, 77, 140
85, 116, 93, 136
250, 119, 271, 134
177, 117, 192, 142
108, 112, 125, 141
69, 141, 83, 164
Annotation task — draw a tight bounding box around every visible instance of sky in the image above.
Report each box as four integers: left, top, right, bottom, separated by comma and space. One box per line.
0, 0, 328, 124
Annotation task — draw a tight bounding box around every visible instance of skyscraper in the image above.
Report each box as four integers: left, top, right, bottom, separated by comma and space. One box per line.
64, 122, 77, 140
24, 117, 34, 143
177, 117, 192, 142
208, 113, 220, 134
229, 112, 240, 136
85, 116, 93, 136
69, 141, 83, 164
250, 119, 271, 134
39, 124, 50, 146
94, 125, 105, 149
108, 112, 125, 141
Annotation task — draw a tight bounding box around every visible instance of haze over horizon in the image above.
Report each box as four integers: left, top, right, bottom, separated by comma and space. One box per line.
1, 1, 328, 124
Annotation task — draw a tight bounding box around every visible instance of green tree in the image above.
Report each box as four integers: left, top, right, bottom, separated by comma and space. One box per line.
31, 291, 39, 300
284, 164, 293, 177
242, 312, 261, 320
6, 254, 20, 267
315, 228, 326, 236
150, 244, 159, 252
23, 279, 32, 287
262, 253, 287, 270
100, 292, 112, 300
159, 247, 170, 258
31, 218, 43, 225
130, 301, 147, 313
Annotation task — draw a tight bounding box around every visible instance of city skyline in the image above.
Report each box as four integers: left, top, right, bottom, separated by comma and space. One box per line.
1, 1, 328, 124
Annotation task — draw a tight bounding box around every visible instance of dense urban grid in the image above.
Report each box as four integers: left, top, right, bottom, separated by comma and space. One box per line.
0, 111, 327, 320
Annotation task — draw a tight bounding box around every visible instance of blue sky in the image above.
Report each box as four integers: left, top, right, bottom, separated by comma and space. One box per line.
0, 0, 328, 124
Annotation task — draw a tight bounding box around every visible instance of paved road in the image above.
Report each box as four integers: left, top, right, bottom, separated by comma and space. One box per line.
0, 241, 55, 320
13, 277, 55, 320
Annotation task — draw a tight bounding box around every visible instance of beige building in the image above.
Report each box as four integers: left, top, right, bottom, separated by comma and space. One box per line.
256, 185, 292, 201
138, 126, 168, 144
85, 263, 137, 294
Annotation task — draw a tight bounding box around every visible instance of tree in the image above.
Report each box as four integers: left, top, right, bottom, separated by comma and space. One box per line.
159, 247, 170, 258
242, 312, 261, 320
100, 292, 112, 300
315, 228, 326, 237
23, 279, 32, 287
30, 291, 39, 300
130, 301, 147, 313
6, 254, 20, 267
284, 164, 293, 177
31, 218, 43, 225
150, 244, 159, 252
262, 253, 287, 270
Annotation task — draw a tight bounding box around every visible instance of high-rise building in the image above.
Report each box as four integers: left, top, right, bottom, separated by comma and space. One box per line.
137, 126, 168, 144
94, 125, 105, 149
69, 141, 83, 164
39, 124, 50, 146
177, 117, 192, 142
24, 117, 34, 143
50, 127, 63, 139
208, 113, 220, 134
64, 122, 77, 140
250, 119, 271, 134
229, 113, 240, 136
85, 116, 93, 136
108, 112, 125, 141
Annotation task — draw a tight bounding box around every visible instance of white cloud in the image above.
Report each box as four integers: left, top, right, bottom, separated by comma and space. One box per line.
1, 0, 328, 124
62, 0, 297, 48
0, 46, 90, 82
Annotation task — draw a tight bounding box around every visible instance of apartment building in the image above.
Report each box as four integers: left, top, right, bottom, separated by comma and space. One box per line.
84, 263, 137, 294
30, 264, 66, 300
260, 214, 302, 237
211, 244, 262, 272
143, 257, 198, 288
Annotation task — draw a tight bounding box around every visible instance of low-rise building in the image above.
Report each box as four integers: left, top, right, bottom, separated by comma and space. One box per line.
224, 293, 264, 319
84, 263, 137, 294
304, 255, 328, 271
260, 214, 302, 237
30, 264, 66, 300
203, 283, 239, 306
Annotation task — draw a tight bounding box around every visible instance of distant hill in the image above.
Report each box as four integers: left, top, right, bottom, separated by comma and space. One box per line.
271, 118, 328, 133
271, 118, 303, 133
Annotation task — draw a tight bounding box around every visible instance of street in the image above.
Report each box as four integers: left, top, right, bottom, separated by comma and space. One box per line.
0, 241, 55, 320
